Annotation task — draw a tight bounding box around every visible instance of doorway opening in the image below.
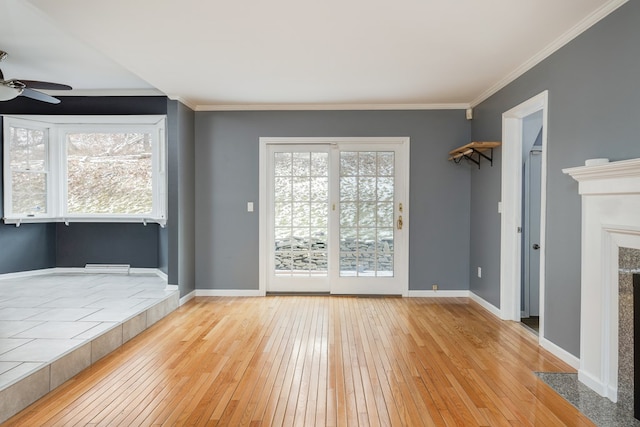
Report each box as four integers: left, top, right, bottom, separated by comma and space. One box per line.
521, 112, 543, 334
500, 91, 548, 342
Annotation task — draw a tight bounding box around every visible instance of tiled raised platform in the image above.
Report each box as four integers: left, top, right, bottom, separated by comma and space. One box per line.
0, 272, 179, 423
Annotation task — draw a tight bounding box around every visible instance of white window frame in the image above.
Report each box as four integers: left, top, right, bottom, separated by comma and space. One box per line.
2, 115, 167, 226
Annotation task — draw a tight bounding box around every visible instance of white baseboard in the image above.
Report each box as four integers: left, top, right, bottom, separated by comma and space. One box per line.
154, 269, 168, 281
180, 290, 196, 305
130, 268, 167, 278
196, 289, 265, 297
0, 268, 58, 280
540, 337, 580, 370
468, 292, 501, 318
407, 290, 470, 298
607, 384, 618, 403
0, 267, 168, 280
578, 369, 608, 398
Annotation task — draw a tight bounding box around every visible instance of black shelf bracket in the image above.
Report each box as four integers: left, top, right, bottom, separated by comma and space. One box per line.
453, 147, 494, 169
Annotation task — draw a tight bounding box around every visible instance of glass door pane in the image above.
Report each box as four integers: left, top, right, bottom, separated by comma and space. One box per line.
273, 151, 329, 278
339, 151, 394, 277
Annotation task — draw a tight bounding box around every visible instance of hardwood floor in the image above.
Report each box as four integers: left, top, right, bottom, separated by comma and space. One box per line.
3, 296, 594, 426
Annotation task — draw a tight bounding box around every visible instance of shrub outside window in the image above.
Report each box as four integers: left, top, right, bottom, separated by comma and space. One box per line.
2, 115, 166, 225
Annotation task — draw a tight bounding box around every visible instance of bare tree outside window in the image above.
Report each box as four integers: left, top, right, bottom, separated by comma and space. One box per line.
9, 126, 48, 214
66, 132, 153, 214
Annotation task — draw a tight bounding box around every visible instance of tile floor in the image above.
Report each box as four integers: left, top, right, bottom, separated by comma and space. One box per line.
0, 272, 179, 423
536, 372, 640, 426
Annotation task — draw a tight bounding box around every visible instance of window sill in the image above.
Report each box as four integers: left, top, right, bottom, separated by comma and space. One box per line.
3, 217, 166, 227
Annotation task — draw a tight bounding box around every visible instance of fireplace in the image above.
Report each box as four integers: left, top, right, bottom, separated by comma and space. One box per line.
563, 158, 640, 404
617, 247, 640, 418
635, 273, 640, 419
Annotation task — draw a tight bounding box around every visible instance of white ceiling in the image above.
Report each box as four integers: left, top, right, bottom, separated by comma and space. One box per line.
0, 0, 627, 110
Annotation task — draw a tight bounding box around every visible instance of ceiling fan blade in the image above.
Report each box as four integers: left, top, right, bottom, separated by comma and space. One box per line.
20, 88, 61, 104
18, 80, 72, 91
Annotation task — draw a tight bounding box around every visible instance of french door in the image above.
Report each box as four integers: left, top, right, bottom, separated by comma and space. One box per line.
261, 138, 409, 295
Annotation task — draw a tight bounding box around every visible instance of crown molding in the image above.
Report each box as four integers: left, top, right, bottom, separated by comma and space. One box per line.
195, 102, 470, 112
470, 0, 628, 107
166, 95, 198, 111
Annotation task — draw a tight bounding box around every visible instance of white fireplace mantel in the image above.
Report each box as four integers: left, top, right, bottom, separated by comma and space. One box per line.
563, 157, 640, 402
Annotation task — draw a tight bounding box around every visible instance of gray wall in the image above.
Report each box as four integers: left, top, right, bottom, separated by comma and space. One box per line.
469, 0, 640, 357
195, 110, 471, 291
165, 100, 196, 297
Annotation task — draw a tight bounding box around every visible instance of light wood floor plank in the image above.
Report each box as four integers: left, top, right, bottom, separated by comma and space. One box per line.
3, 296, 595, 427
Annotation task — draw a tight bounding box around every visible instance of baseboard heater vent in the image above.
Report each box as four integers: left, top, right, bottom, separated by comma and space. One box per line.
84, 264, 131, 274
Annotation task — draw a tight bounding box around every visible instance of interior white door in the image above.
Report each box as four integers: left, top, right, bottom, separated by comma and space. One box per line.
522, 149, 542, 316
527, 150, 542, 316
264, 138, 409, 295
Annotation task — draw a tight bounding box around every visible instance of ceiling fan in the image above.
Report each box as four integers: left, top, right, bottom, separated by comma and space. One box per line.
0, 50, 72, 104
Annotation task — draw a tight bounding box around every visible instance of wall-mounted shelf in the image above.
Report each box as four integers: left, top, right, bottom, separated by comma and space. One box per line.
448, 141, 501, 169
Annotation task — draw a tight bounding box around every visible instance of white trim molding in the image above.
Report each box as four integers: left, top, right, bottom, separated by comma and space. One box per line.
563, 157, 640, 402
469, 292, 501, 319
540, 337, 581, 370
0, 268, 58, 280
180, 290, 196, 305
196, 103, 469, 112
471, 0, 628, 106
0, 267, 169, 280
196, 289, 266, 297
500, 91, 549, 330
407, 290, 470, 298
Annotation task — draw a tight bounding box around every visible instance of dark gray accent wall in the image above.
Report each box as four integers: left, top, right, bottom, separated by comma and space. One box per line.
469, 1, 640, 357
0, 96, 168, 273
0, 115, 55, 273
166, 100, 196, 297
0, 223, 56, 274
56, 223, 158, 267
195, 110, 471, 291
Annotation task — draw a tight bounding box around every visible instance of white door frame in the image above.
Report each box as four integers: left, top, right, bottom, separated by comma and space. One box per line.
500, 91, 548, 339
259, 137, 410, 296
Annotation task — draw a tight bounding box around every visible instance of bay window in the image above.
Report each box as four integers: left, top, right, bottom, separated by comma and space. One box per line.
2, 115, 166, 225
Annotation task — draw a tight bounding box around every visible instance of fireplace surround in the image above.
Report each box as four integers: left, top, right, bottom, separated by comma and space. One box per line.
563, 157, 640, 403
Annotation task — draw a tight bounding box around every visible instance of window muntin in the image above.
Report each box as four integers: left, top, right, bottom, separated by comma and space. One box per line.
2, 115, 166, 224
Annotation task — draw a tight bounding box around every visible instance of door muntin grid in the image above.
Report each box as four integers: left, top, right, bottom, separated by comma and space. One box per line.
339, 151, 394, 277
273, 151, 329, 277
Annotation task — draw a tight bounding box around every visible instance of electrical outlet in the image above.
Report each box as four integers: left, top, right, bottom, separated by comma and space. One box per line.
477, 267, 482, 278
432, 284, 438, 291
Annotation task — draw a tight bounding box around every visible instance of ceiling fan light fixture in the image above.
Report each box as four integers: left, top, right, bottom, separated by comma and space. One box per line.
0, 84, 22, 101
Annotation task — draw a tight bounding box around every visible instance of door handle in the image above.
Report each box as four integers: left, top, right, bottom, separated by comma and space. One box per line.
397, 215, 403, 230
532, 244, 540, 250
